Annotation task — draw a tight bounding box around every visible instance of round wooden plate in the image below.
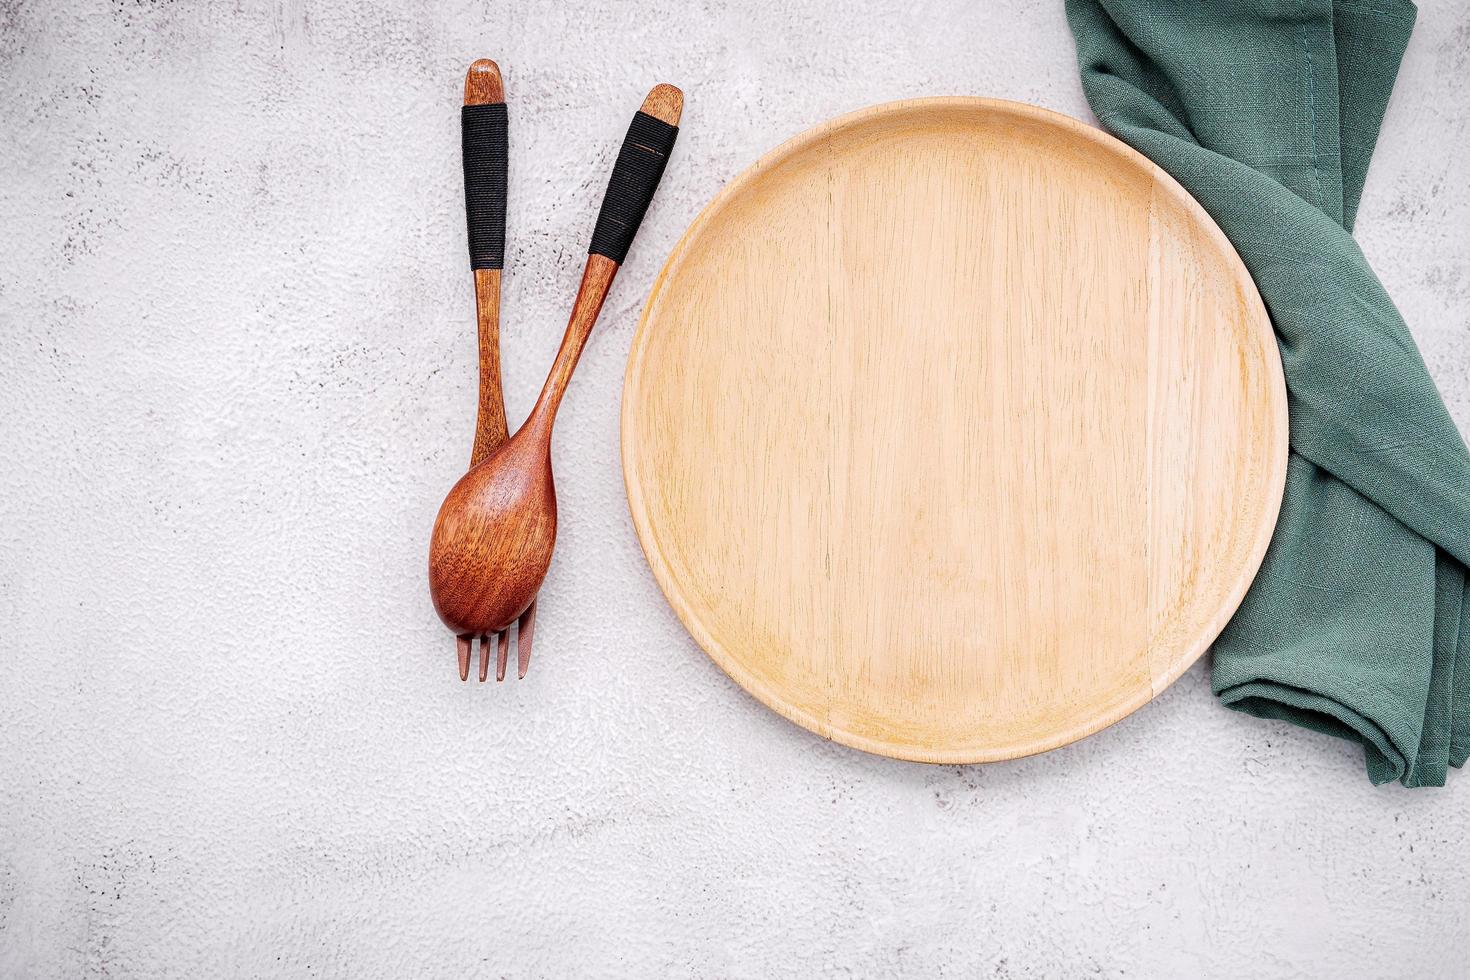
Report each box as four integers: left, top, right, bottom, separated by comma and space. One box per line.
622, 98, 1287, 763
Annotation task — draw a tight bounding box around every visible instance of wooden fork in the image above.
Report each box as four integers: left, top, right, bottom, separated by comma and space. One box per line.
457, 58, 537, 682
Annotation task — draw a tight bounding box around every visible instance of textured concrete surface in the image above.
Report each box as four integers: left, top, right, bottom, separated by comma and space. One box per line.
1, 1, 1468, 977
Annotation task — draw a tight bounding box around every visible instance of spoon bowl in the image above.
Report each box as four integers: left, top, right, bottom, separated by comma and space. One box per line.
430, 420, 557, 635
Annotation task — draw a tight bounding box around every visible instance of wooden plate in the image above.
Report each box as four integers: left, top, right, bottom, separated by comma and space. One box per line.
622, 98, 1287, 763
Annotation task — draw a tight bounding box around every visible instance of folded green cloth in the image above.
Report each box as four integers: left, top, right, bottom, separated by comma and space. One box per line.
1067, 0, 1470, 785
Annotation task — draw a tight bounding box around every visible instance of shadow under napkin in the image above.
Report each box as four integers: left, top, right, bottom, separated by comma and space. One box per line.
1066, 0, 1470, 786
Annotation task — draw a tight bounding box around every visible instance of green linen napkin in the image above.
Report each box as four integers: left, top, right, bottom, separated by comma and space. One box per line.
1066, 0, 1470, 785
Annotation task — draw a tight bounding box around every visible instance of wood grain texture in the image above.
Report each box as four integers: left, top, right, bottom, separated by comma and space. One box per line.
640, 83, 683, 125
469, 268, 508, 467
464, 60, 509, 469
432, 82, 682, 667
430, 255, 618, 636
463, 58, 503, 105
621, 98, 1288, 763
460, 58, 519, 679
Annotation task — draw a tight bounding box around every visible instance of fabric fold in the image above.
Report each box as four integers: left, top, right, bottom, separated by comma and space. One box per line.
1066, 0, 1470, 785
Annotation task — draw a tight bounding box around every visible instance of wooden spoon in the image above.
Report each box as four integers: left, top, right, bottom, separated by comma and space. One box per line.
429, 83, 683, 674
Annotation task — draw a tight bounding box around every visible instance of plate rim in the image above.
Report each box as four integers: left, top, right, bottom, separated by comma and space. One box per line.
621, 96, 1288, 764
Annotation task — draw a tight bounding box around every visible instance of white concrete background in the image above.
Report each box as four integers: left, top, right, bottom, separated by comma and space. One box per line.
1, 0, 1468, 976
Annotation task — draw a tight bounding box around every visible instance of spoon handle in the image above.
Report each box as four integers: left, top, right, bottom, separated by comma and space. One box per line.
587, 84, 683, 265
462, 60, 510, 466
529, 84, 683, 429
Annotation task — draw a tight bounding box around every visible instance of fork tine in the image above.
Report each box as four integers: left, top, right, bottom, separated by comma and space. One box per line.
456, 635, 471, 682
516, 601, 537, 679
477, 634, 490, 682
496, 629, 509, 682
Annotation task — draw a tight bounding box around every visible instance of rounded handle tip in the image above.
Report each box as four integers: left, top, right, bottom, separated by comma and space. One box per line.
464, 59, 504, 105
640, 83, 683, 126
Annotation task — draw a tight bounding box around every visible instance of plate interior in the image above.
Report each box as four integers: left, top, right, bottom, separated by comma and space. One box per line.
622, 98, 1286, 762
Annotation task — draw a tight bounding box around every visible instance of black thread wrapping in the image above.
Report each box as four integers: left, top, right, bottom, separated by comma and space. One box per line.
588, 111, 678, 263
462, 103, 508, 270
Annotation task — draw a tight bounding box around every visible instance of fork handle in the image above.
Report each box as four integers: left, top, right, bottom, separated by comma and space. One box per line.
462, 101, 508, 270
462, 60, 510, 465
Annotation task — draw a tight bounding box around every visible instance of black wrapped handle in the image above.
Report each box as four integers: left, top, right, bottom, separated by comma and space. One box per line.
462, 102, 508, 270
588, 111, 679, 264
